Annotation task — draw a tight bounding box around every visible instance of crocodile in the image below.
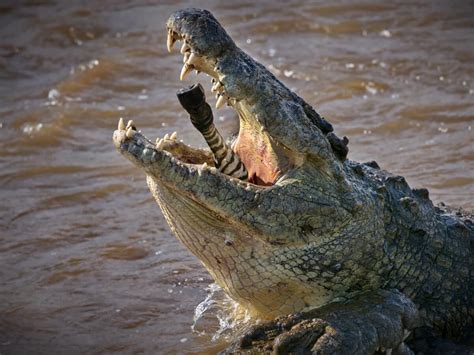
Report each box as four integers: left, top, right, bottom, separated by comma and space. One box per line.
113, 8, 473, 354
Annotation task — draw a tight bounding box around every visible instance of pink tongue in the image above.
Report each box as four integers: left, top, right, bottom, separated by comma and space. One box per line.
233, 132, 279, 186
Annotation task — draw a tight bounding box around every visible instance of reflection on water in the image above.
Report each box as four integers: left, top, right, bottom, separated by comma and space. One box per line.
0, 1, 473, 353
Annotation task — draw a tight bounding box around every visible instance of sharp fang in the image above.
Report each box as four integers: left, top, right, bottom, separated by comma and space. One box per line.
180, 42, 190, 54
156, 138, 163, 148
118, 117, 125, 130
170, 131, 177, 140
216, 94, 227, 109
164, 133, 170, 140
187, 52, 198, 65
202, 162, 208, 169
166, 30, 175, 53
183, 52, 190, 63
126, 127, 135, 138
126, 120, 134, 129
211, 81, 223, 92
180, 63, 193, 81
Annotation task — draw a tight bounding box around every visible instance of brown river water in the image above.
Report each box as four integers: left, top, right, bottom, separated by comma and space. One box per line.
1, 1, 473, 354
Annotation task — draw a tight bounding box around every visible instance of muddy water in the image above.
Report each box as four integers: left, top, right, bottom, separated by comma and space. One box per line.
1, 1, 473, 354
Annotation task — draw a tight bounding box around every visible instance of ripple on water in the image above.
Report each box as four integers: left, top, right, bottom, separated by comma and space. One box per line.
100, 244, 149, 261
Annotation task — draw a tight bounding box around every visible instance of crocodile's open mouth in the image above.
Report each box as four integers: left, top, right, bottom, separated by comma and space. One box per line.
113, 9, 309, 189
164, 26, 304, 186
114, 8, 346, 193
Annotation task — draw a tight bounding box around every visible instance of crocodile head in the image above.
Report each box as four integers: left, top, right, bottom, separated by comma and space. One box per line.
113, 8, 379, 317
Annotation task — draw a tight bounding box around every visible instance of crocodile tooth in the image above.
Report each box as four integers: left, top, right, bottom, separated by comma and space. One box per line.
126, 119, 135, 129
187, 52, 198, 65
118, 117, 125, 130
156, 137, 162, 145
170, 131, 177, 140
183, 52, 190, 63
216, 94, 226, 109
180, 63, 193, 81
166, 30, 175, 53
211, 81, 223, 93
164, 133, 170, 140
180, 42, 190, 54
202, 162, 208, 169
156, 138, 163, 149
126, 126, 135, 138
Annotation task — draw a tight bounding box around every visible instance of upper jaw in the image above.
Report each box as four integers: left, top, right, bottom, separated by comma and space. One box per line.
166, 10, 309, 185
166, 9, 247, 110
166, 8, 236, 60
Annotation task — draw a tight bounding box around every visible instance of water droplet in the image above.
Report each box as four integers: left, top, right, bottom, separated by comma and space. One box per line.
365, 85, 377, 95
88, 59, 99, 69
379, 29, 391, 38
48, 89, 60, 101
345, 63, 355, 69
246, 38, 252, 44
284, 70, 294, 77
22, 123, 44, 135
180, 338, 188, 343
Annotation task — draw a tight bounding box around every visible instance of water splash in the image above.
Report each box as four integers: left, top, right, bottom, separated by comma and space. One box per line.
192, 283, 256, 342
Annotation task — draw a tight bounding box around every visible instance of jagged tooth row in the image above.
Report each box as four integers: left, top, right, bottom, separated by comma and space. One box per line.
170, 35, 233, 111
155, 131, 178, 149
201, 125, 248, 181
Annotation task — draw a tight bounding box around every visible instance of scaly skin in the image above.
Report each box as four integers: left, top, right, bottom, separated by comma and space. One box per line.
113, 8, 473, 353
